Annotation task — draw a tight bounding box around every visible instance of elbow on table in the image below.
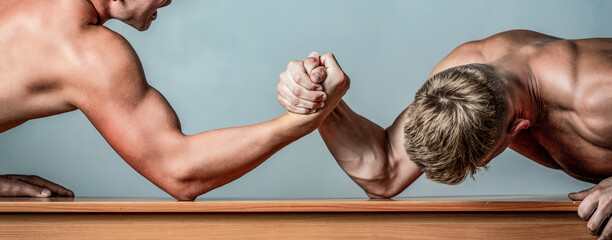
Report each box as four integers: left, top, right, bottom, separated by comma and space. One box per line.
155, 162, 216, 201
165, 186, 199, 201
162, 177, 215, 201
366, 190, 398, 199
364, 184, 402, 199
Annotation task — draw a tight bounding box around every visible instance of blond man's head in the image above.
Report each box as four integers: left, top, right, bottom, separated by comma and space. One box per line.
404, 64, 507, 184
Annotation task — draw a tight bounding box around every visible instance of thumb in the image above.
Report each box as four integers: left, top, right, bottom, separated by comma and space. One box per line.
569, 187, 594, 201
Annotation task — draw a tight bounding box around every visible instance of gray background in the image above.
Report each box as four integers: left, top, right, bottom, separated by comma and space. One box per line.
1, 0, 609, 199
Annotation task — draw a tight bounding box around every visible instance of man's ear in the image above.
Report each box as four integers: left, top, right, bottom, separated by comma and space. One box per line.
508, 118, 530, 137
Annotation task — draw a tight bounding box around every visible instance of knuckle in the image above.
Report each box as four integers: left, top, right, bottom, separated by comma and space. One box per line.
290, 97, 300, 106
290, 106, 303, 114
593, 189, 603, 198
288, 60, 299, 68
578, 205, 590, 219
305, 57, 316, 65
336, 75, 346, 84
293, 74, 302, 83
316, 93, 326, 101
306, 93, 319, 102
302, 101, 315, 109
291, 87, 301, 96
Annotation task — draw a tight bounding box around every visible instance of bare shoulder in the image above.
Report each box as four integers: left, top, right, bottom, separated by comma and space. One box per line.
64, 26, 148, 109
479, 30, 562, 60
483, 30, 562, 45
2, 0, 99, 26
426, 40, 485, 78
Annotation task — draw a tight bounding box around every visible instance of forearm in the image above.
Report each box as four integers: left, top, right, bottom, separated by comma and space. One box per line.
318, 100, 393, 197
154, 113, 316, 200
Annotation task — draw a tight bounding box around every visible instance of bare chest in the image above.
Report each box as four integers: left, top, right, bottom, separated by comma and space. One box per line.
529, 113, 612, 181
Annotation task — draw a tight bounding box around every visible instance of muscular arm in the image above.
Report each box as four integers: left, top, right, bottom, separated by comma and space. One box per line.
278, 53, 420, 198
318, 102, 422, 198
65, 29, 337, 200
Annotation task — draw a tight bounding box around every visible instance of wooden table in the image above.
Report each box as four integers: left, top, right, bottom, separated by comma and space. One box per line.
0, 195, 594, 239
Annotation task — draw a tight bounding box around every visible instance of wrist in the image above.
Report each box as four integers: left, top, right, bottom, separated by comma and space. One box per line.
277, 112, 321, 137
320, 101, 349, 129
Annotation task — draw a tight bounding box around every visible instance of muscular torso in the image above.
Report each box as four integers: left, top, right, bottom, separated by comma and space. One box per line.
0, 0, 98, 133
526, 38, 612, 181
457, 31, 612, 182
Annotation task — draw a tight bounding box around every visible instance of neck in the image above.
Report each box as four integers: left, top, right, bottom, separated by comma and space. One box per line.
88, 0, 111, 24
490, 59, 543, 125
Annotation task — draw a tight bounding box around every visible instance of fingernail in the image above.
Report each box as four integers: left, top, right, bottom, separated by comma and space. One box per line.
310, 109, 317, 113
313, 73, 321, 82
315, 85, 323, 91
319, 102, 325, 108
321, 94, 327, 101
41, 189, 51, 197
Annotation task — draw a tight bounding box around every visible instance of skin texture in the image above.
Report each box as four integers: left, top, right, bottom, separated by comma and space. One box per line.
279, 30, 612, 239
0, 0, 349, 200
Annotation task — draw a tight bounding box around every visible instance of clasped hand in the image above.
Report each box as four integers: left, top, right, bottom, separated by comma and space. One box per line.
277, 52, 350, 117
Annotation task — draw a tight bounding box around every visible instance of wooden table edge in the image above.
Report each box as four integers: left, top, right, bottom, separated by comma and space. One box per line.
0, 199, 582, 213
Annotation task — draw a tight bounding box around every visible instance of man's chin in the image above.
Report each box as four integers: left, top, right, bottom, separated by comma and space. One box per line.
130, 21, 151, 32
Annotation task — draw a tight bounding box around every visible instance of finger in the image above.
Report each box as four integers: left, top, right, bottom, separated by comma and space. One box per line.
279, 85, 325, 109
587, 200, 612, 235
287, 61, 322, 91
18, 175, 74, 197
277, 80, 323, 114
278, 78, 326, 104
570, 187, 595, 201
279, 71, 320, 103
281, 71, 327, 102
579, 191, 601, 220
287, 83, 326, 103
304, 52, 321, 76
320, 53, 343, 70
310, 66, 327, 84
2, 180, 52, 197
598, 216, 612, 238
307, 51, 319, 58
277, 95, 316, 114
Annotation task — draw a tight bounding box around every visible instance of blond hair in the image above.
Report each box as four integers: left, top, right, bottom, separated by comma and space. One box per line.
404, 64, 507, 184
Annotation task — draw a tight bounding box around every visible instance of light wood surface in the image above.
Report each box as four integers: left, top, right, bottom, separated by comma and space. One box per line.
0, 195, 594, 240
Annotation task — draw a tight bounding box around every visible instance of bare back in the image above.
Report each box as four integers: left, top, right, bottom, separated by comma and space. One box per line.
425, 30, 612, 182
0, 0, 98, 133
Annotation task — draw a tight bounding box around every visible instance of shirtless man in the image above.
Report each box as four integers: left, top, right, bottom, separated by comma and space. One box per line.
278, 30, 612, 239
0, 0, 348, 200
